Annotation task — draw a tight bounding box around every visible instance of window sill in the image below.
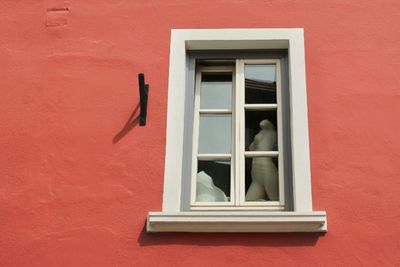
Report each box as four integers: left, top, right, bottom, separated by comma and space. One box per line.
147, 211, 327, 232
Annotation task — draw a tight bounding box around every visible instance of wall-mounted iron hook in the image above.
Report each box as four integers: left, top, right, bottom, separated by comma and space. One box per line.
138, 73, 149, 126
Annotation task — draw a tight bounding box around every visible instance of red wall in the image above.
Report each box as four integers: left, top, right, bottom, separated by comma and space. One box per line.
1, 1, 399, 266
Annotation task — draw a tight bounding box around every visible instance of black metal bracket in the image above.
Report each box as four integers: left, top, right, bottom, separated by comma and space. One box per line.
138, 73, 149, 126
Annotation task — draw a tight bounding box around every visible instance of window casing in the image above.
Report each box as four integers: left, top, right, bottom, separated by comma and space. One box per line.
147, 29, 327, 232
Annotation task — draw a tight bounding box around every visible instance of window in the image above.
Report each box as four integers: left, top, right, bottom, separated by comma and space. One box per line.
192, 58, 286, 210
147, 29, 327, 232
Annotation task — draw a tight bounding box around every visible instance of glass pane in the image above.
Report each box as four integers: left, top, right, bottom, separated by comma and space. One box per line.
245, 157, 279, 201
245, 110, 278, 151
196, 160, 230, 202
198, 115, 231, 154
200, 73, 232, 109
245, 64, 276, 104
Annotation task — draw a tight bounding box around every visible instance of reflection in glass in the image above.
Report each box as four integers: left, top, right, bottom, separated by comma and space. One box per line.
200, 73, 232, 109
245, 157, 279, 201
245, 111, 278, 151
196, 160, 230, 202
245, 64, 276, 104
198, 115, 231, 154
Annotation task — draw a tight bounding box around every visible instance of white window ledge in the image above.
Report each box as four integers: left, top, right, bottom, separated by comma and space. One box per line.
147, 211, 327, 232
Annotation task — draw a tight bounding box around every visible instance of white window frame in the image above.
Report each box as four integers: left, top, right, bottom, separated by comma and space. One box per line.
191, 65, 236, 208
238, 59, 285, 209
191, 60, 285, 210
147, 28, 327, 232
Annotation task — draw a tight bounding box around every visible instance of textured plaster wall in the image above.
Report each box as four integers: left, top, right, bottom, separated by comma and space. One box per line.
1, 0, 399, 266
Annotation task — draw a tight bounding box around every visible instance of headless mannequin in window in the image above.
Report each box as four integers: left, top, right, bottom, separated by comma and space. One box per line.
196, 171, 228, 202
246, 119, 279, 201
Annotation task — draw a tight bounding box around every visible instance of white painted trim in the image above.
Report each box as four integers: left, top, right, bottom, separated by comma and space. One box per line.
276, 59, 285, 206
190, 67, 235, 207
244, 151, 279, 157
199, 109, 232, 114
197, 154, 231, 160
237, 59, 285, 208
161, 30, 186, 212
234, 60, 241, 206
147, 211, 327, 232
189, 71, 202, 206
237, 59, 246, 205
154, 28, 325, 232
190, 205, 285, 211
287, 32, 313, 212
244, 104, 277, 110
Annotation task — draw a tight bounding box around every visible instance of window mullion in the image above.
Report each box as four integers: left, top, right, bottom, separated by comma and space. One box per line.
234, 60, 240, 206
236, 59, 245, 205
276, 59, 285, 206
230, 68, 236, 205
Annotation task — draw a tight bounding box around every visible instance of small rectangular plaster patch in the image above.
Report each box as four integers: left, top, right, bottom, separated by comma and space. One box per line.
46, 7, 69, 27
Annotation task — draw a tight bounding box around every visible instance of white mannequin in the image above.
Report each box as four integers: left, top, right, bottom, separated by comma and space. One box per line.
196, 171, 228, 202
245, 119, 279, 201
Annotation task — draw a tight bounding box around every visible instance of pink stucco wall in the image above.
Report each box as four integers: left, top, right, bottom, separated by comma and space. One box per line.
1, 0, 399, 266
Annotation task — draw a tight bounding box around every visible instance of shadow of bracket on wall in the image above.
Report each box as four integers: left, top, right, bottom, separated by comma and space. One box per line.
138, 73, 149, 126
